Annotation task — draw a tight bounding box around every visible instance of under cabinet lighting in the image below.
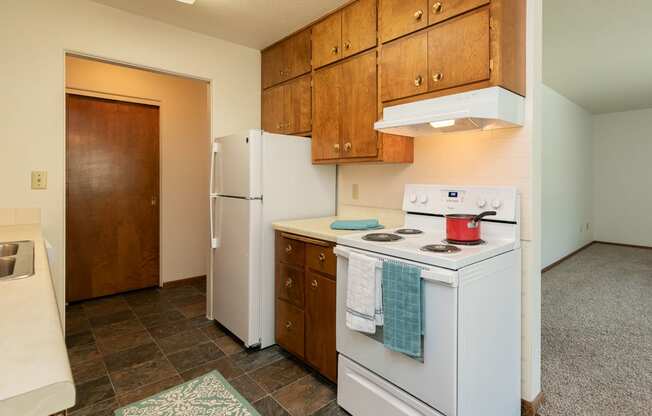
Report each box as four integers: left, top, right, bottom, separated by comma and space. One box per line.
429, 119, 456, 129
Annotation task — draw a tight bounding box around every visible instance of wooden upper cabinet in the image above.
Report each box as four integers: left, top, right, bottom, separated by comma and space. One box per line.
379, 0, 428, 43
261, 44, 284, 89
340, 52, 378, 158
427, 7, 490, 92
262, 85, 285, 133
428, 0, 489, 25
342, 0, 378, 58
312, 64, 342, 160
312, 13, 342, 69
262, 29, 311, 89
380, 32, 428, 102
262, 75, 311, 135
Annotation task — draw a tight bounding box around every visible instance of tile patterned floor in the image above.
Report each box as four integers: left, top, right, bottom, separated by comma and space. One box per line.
64, 280, 350, 416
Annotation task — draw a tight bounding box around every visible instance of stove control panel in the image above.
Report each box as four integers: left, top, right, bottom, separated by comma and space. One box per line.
402, 185, 518, 222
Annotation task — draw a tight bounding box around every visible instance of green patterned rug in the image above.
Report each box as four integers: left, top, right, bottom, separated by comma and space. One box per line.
115, 371, 261, 416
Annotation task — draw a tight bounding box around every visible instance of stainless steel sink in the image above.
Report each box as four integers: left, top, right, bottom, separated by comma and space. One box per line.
0, 240, 34, 281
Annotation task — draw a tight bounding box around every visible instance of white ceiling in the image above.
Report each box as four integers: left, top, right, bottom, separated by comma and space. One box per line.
544, 0, 652, 114
90, 0, 349, 50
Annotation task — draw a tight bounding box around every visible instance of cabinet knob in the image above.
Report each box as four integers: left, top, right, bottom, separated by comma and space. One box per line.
333, 143, 340, 151
279, 70, 284, 76
285, 277, 293, 288
285, 321, 292, 329
318, 252, 326, 262
344, 41, 352, 50
433, 2, 443, 13
277, 123, 283, 129
414, 9, 424, 20
432, 72, 444, 82
311, 279, 318, 289
285, 244, 293, 253
414, 75, 423, 87
344, 142, 352, 152
331, 45, 339, 54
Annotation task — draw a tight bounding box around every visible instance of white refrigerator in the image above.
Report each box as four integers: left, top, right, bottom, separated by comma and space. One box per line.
209, 130, 336, 348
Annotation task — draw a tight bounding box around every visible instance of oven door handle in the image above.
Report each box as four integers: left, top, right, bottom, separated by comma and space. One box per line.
334, 246, 458, 287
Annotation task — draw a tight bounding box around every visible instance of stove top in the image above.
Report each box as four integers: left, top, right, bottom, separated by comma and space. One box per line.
337, 226, 517, 270
395, 228, 424, 235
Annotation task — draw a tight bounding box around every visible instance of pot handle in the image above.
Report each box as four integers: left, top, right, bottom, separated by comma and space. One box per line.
469, 211, 497, 228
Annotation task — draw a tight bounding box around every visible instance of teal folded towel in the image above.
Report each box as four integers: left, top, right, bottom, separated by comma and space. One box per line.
382, 260, 423, 358
330, 219, 383, 230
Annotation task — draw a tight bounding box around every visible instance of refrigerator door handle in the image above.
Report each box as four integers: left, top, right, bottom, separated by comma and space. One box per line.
209, 141, 220, 197
209, 196, 219, 249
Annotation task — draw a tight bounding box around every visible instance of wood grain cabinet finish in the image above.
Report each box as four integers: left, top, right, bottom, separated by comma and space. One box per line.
262, 29, 311, 89
380, 32, 429, 102
305, 271, 337, 382
275, 232, 337, 382
379, 0, 429, 43
262, 85, 285, 134
262, 75, 312, 135
428, 0, 489, 25
313, 0, 377, 69
277, 234, 305, 266
427, 7, 490, 91
313, 52, 378, 161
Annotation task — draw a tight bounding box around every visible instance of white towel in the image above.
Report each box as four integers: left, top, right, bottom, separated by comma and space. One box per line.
346, 252, 380, 334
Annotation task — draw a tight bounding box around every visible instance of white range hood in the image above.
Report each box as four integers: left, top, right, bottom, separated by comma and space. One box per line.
374, 86, 525, 137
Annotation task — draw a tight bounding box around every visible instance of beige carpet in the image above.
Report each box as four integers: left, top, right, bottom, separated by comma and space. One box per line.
539, 243, 652, 415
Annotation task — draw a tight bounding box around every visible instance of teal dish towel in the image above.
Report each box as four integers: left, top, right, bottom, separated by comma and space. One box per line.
382, 260, 423, 358
331, 219, 383, 230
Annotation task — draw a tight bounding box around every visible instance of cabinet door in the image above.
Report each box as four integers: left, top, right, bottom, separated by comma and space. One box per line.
312, 12, 342, 69
312, 65, 342, 160
379, 0, 428, 43
342, 0, 377, 58
286, 30, 312, 80
341, 52, 378, 158
276, 300, 305, 358
427, 7, 490, 92
262, 85, 285, 133
277, 263, 305, 308
380, 32, 428, 102
262, 44, 284, 89
284, 76, 312, 134
305, 272, 337, 382
428, 0, 489, 26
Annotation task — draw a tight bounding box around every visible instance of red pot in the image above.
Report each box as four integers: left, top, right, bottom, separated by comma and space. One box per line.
445, 211, 497, 243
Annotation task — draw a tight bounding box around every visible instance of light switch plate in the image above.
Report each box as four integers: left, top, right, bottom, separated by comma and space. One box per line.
31, 171, 47, 190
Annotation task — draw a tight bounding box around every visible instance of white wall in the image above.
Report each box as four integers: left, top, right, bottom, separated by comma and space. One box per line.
541, 85, 594, 268
0, 0, 260, 317
593, 108, 652, 247
338, 0, 543, 400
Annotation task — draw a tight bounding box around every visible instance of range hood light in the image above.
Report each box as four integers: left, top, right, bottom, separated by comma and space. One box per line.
429, 119, 456, 129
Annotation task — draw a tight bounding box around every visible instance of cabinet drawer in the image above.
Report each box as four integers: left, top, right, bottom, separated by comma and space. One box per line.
427, 7, 490, 92
276, 300, 305, 358
306, 244, 336, 277
277, 235, 305, 266
277, 263, 305, 307
428, 0, 489, 26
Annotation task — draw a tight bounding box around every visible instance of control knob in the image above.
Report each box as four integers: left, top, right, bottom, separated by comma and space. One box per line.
491, 199, 502, 209
409, 194, 418, 203
477, 199, 487, 208
419, 195, 428, 204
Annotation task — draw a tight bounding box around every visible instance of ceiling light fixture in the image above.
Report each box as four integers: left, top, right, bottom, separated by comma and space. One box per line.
176, 0, 196, 4
429, 119, 456, 129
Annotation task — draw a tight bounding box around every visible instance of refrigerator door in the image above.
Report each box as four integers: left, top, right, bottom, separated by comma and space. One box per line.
211, 195, 262, 347
212, 130, 262, 198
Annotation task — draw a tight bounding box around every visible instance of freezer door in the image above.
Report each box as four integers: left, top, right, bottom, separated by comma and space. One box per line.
211, 195, 262, 347
212, 130, 262, 198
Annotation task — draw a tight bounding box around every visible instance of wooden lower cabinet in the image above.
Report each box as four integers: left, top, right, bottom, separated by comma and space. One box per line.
275, 231, 338, 382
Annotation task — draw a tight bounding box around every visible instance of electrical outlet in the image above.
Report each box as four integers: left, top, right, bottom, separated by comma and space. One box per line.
352, 184, 359, 200
31, 171, 47, 190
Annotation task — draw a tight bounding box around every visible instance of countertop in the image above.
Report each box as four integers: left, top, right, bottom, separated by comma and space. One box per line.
0, 224, 75, 416
272, 216, 402, 243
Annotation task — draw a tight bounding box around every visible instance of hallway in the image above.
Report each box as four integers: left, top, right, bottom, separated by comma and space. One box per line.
540, 243, 652, 415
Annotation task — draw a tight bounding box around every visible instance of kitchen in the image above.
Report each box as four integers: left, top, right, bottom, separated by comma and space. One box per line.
0, 1, 542, 416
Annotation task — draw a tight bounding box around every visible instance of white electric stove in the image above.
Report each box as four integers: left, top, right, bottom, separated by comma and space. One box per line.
334, 185, 522, 416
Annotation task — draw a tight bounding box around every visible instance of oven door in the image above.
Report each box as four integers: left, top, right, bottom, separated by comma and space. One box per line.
335, 245, 459, 416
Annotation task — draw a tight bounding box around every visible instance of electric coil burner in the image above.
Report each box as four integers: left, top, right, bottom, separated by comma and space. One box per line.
395, 228, 424, 235
443, 239, 486, 246
362, 233, 403, 242
421, 244, 462, 254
